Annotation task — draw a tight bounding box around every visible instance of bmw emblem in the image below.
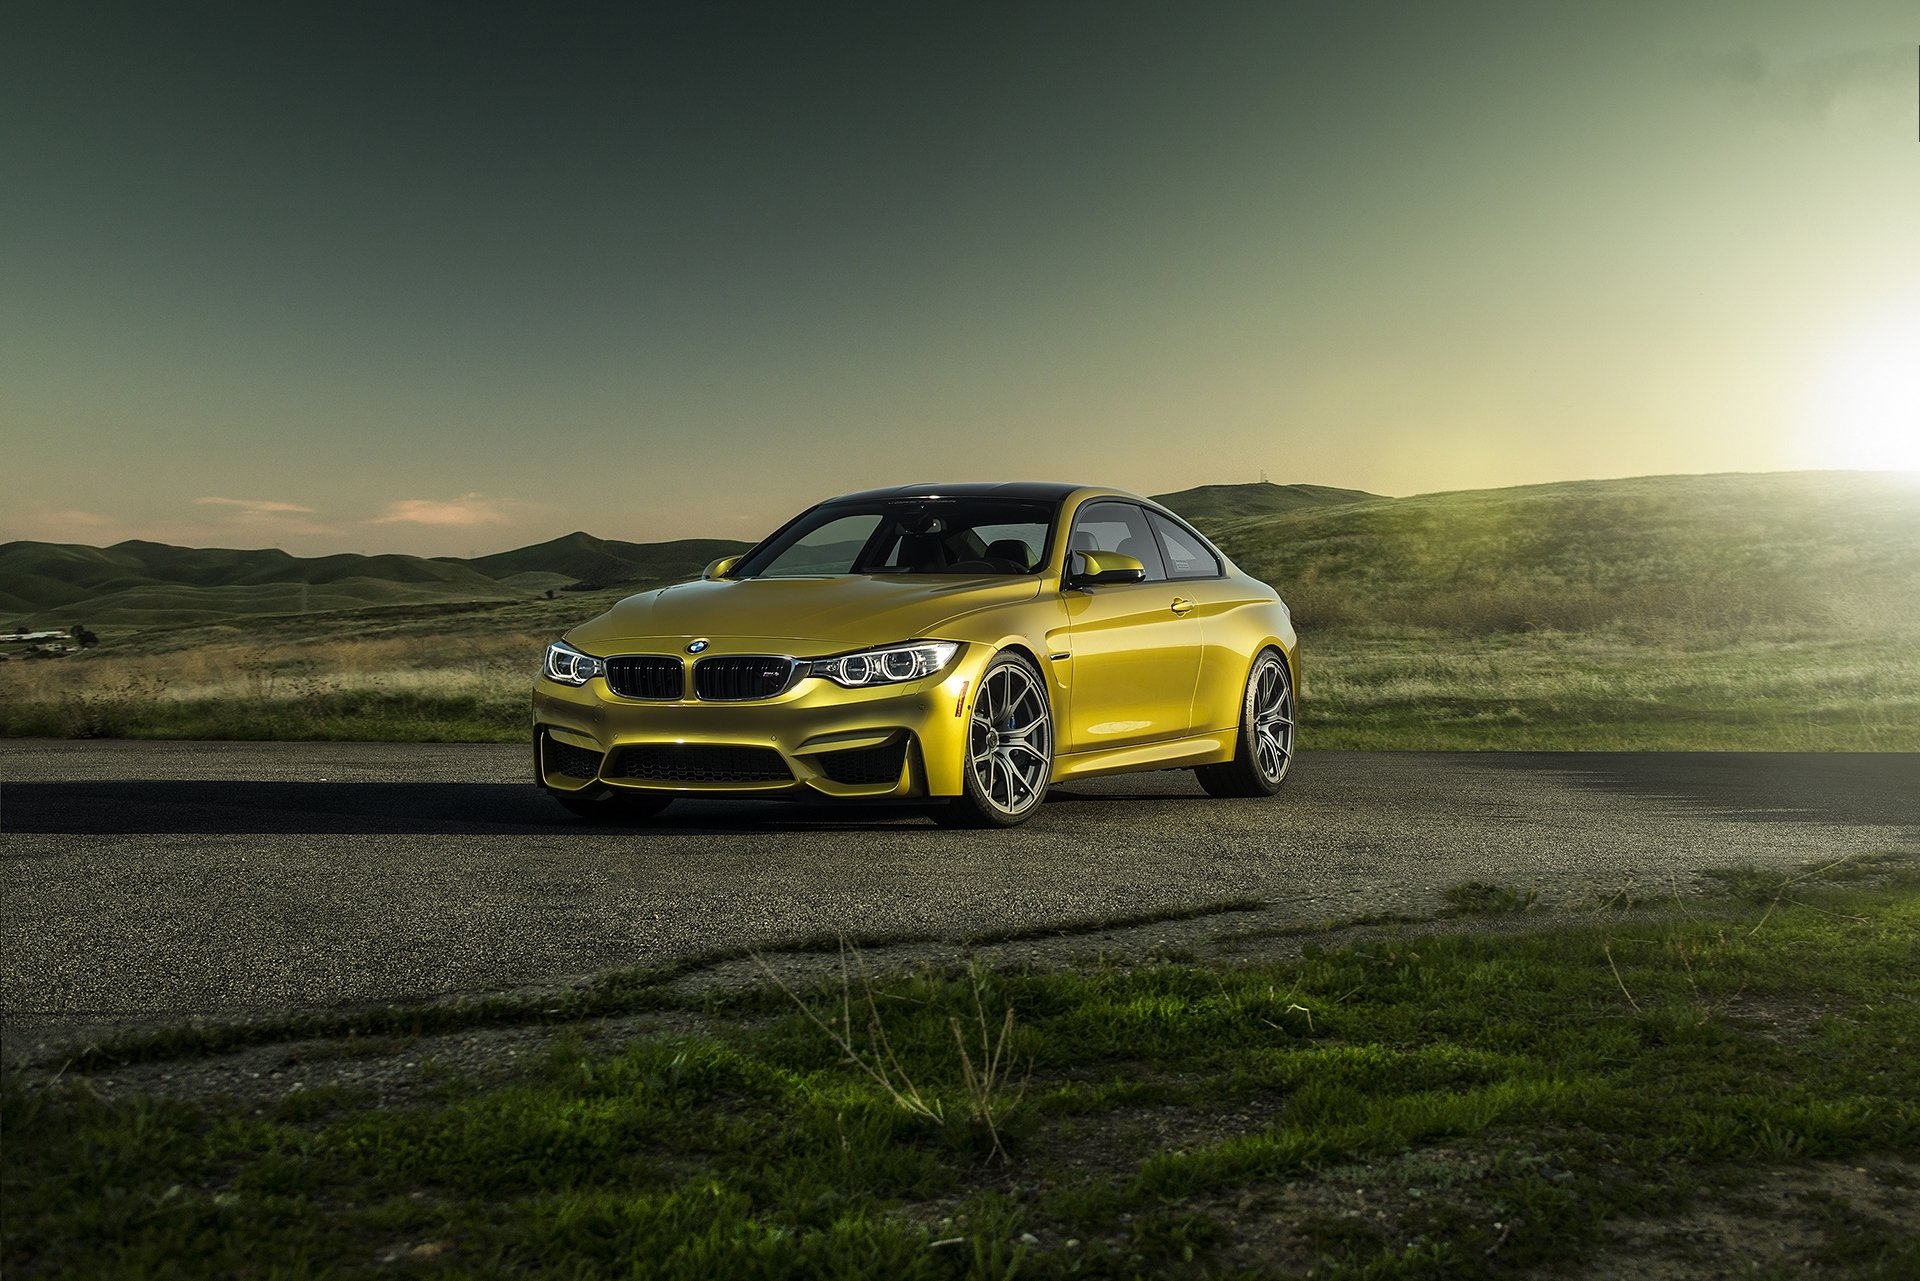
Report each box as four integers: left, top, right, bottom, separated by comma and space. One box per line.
686, 639, 709, 654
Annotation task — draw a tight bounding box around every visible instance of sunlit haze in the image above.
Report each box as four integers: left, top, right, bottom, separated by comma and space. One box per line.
3, 1, 1916, 556
1796, 304, 1920, 472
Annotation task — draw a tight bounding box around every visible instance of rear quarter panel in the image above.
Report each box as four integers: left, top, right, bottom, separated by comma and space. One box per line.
1187, 575, 1297, 735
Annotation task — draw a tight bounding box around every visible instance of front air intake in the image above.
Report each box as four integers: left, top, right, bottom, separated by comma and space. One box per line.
609, 745, 793, 783
544, 736, 603, 780
817, 739, 909, 785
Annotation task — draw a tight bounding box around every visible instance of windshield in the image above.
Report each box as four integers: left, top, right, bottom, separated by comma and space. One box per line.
733, 498, 1057, 578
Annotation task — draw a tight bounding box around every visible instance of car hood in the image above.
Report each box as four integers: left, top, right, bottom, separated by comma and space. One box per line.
565, 574, 1044, 654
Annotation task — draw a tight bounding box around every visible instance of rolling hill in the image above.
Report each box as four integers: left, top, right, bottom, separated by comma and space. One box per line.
450, 533, 751, 588
1149, 481, 1380, 523
8, 472, 1915, 635
1207, 470, 1920, 632
0, 533, 753, 627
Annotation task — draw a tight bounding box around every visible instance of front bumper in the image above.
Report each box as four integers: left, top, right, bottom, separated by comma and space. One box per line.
532, 645, 989, 800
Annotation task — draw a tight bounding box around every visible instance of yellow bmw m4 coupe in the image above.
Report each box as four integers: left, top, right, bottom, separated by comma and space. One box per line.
533, 482, 1297, 827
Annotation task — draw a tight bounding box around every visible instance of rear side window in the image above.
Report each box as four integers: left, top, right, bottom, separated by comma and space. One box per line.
1067, 501, 1168, 582
1148, 511, 1223, 579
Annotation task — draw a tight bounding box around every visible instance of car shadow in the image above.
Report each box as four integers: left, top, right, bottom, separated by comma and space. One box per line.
1041, 787, 1217, 805
0, 780, 959, 836
1474, 751, 1920, 831
0, 779, 1218, 837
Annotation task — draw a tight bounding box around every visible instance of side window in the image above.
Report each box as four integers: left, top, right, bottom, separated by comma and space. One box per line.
1148, 511, 1222, 579
1068, 501, 1167, 582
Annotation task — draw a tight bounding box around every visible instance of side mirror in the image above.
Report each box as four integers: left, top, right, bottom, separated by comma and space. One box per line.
1066, 550, 1146, 588
703, 555, 742, 580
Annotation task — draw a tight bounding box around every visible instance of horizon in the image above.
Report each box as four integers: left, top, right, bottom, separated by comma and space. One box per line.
8, 465, 1918, 563
3, 2, 1916, 557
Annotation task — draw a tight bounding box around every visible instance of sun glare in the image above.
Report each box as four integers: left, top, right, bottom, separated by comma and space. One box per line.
1800, 308, 1920, 472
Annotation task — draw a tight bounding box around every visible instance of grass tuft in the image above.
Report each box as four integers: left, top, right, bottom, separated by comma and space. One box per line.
753, 941, 1030, 1162
1440, 880, 1541, 917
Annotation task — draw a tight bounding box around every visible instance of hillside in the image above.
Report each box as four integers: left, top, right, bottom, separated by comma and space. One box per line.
1210, 470, 1920, 632
0, 532, 750, 627
0, 540, 515, 627
453, 533, 751, 587
9, 472, 1916, 635
1150, 481, 1380, 524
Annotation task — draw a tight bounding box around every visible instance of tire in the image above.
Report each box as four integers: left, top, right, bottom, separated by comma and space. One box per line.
1195, 648, 1295, 798
932, 651, 1054, 828
546, 784, 674, 823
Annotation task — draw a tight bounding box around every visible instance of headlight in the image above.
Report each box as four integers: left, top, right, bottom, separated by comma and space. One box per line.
807, 640, 958, 688
543, 640, 606, 686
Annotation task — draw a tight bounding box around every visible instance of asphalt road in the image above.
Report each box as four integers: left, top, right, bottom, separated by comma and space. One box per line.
4, 741, 1917, 1048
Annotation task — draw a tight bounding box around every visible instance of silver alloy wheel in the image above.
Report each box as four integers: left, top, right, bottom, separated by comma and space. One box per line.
968, 660, 1052, 818
1251, 653, 1296, 783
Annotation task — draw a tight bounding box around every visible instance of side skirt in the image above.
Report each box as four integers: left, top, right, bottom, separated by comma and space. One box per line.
1050, 731, 1236, 782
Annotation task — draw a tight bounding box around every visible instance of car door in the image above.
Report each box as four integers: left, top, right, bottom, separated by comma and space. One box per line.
1143, 507, 1255, 734
1060, 500, 1205, 752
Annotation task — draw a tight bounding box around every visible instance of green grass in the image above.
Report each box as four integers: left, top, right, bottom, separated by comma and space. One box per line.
1303, 622, 1920, 750
8, 870, 1919, 1278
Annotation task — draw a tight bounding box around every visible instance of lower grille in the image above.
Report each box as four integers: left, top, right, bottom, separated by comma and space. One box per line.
606, 655, 684, 700
544, 737, 603, 780
694, 656, 797, 701
609, 744, 793, 784
817, 740, 908, 785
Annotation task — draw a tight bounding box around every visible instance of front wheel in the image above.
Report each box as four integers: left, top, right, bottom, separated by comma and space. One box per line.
1195, 648, 1295, 798
547, 784, 674, 824
932, 652, 1053, 828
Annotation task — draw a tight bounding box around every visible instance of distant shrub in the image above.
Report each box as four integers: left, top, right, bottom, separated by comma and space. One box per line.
59, 675, 172, 738
1278, 581, 1378, 632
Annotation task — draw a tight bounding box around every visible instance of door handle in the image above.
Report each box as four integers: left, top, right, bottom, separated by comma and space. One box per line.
1170, 596, 1195, 615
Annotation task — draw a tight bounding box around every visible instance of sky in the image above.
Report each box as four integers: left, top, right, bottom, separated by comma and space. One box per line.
3, 1, 1916, 557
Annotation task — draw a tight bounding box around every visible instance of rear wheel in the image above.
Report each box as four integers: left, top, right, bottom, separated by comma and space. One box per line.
547, 784, 674, 823
933, 652, 1053, 828
1196, 648, 1295, 798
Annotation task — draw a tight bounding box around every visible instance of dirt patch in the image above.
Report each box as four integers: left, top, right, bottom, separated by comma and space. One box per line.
1142, 1143, 1545, 1275
899, 1140, 1556, 1274
889, 1071, 1298, 1240
38, 1007, 731, 1110
1713, 992, 1839, 1045
1574, 1159, 1920, 1280
893, 1144, 1920, 1278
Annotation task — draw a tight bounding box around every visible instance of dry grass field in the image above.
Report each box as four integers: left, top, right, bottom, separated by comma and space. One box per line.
4, 471, 1916, 749
4, 609, 1914, 751
0, 622, 562, 742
